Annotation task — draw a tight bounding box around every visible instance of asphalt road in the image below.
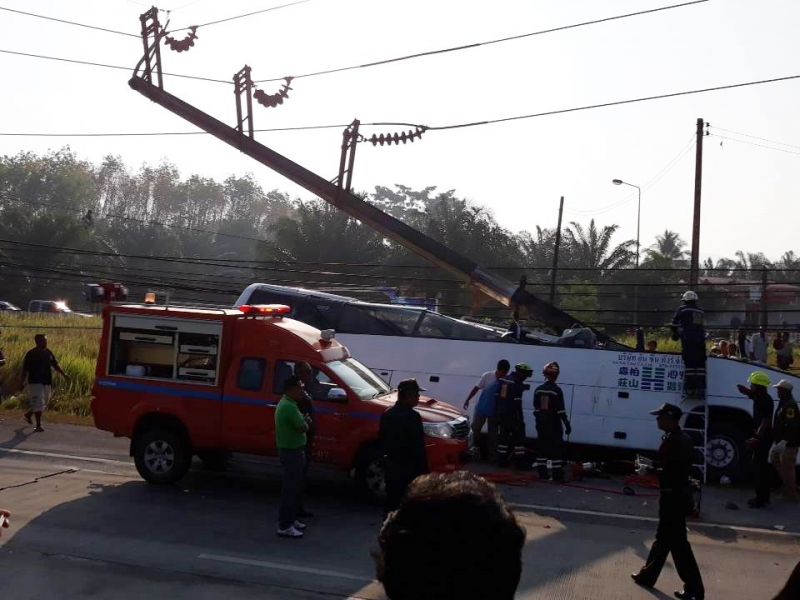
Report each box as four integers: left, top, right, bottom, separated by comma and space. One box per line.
1, 418, 798, 599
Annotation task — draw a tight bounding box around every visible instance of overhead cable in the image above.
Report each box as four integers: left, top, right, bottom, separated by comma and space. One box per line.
0, 4, 139, 37
253, 0, 709, 83
167, 0, 311, 33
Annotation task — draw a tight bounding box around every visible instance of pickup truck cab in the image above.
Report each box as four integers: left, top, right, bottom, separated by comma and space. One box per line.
91, 303, 469, 496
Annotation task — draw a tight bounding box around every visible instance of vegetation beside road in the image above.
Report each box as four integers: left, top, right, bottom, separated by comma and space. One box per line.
0, 313, 99, 416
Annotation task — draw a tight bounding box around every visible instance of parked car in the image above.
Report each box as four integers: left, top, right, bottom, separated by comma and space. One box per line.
0, 301, 22, 311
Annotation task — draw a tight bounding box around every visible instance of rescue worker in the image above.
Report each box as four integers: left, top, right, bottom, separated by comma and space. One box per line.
379, 378, 430, 515
736, 371, 775, 508
671, 291, 707, 400
293, 361, 318, 519
632, 402, 705, 600
496, 363, 532, 469
532, 361, 572, 481
770, 379, 799, 502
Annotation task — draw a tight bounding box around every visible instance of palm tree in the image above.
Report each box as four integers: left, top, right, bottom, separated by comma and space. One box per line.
562, 219, 635, 271
645, 230, 687, 263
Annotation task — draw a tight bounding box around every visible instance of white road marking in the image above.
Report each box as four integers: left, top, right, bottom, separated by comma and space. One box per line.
0, 446, 131, 466
511, 502, 800, 538
198, 553, 374, 583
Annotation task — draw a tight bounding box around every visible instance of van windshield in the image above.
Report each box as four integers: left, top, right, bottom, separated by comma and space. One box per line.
327, 358, 391, 401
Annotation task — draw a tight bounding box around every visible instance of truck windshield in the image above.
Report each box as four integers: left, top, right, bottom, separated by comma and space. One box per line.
327, 358, 391, 401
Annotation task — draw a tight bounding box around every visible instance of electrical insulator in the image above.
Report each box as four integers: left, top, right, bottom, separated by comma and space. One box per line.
366, 126, 427, 146
254, 77, 293, 108
164, 26, 198, 53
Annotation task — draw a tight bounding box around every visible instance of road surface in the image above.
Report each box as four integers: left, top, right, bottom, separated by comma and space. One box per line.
1, 418, 798, 599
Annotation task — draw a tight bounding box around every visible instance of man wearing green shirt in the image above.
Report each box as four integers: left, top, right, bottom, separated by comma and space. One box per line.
275, 375, 310, 538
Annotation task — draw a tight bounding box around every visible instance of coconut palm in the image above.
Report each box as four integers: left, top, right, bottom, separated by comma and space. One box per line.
562, 220, 635, 271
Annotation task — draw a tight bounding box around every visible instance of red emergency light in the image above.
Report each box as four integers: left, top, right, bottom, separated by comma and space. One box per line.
238, 304, 292, 317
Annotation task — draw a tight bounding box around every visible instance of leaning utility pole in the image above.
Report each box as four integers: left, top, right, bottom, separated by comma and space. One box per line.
689, 117, 705, 287
549, 196, 564, 305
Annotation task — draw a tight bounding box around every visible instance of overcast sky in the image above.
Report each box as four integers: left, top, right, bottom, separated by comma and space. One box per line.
2, 0, 799, 262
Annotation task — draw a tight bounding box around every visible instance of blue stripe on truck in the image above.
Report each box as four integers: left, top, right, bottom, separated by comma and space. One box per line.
95, 379, 379, 418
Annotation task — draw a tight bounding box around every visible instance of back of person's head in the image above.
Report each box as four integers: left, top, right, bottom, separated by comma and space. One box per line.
496, 359, 511, 373
376, 472, 525, 600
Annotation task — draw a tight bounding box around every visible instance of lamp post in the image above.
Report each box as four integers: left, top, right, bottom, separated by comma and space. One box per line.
611, 179, 641, 267
612, 178, 642, 331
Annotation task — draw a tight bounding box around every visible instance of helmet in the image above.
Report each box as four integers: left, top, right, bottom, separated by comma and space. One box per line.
515, 362, 533, 373
682, 290, 699, 302
543, 361, 560, 378
747, 371, 771, 387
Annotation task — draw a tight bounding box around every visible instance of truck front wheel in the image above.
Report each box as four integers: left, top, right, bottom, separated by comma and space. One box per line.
134, 428, 191, 484
355, 446, 386, 502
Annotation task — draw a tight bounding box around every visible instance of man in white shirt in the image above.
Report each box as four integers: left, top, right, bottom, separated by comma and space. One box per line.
464, 359, 510, 460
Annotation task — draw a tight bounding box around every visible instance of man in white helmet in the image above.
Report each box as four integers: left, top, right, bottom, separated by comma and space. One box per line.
671, 291, 707, 400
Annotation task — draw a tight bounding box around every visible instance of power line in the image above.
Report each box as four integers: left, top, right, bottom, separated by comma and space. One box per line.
0, 48, 231, 84
0, 5, 139, 38
4, 73, 800, 139
167, 0, 312, 33
426, 74, 800, 132
710, 126, 800, 151
253, 0, 709, 83
709, 133, 800, 156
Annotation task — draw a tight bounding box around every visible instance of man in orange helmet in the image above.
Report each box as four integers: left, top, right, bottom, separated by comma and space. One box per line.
533, 361, 571, 481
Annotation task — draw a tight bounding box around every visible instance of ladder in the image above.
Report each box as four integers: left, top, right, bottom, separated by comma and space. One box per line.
682, 394, 709, 485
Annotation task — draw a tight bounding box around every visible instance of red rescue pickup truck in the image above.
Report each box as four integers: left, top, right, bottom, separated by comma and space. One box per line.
91, 303, 469, 496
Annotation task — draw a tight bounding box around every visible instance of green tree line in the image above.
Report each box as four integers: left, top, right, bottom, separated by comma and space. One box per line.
1, 149, 797, 333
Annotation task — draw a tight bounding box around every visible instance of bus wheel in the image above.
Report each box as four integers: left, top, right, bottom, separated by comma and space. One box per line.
134, 428, 191, 484
706, 423, 747, 482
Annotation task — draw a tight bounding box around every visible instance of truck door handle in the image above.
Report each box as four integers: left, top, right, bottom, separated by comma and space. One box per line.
379, 371, 389, 376
429, 376, 440, 383
618, 391, 629, 399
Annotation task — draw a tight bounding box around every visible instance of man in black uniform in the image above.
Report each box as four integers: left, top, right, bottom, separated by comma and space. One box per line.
632, 402, 704, 600
532, 361, 572, 481
671, 291, 707, 400
736, 370, 775, 508
496, 363, 532, 469
380, 378, 430, 515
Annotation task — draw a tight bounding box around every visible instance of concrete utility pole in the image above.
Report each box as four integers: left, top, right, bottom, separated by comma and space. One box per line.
549, 196, 564, 305
689, 117, 706, 287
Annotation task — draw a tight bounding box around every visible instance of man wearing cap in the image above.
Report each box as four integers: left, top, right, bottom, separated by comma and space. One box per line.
532, 361, 572, 481
737, 371, 775, 508
671, 291, 707, 400
496, 364, 532, 469
380, 378, 430, 514
632, 402, 704, 600
770, 379, 799, 502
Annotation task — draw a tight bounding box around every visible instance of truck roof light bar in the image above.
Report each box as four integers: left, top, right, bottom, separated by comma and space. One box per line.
238, 304, 291, 317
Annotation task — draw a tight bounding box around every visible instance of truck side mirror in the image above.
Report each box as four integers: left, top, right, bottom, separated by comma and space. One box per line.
327, 387, 347, 402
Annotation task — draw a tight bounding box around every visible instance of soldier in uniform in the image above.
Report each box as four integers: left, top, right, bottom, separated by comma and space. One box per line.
632, 402, 704, 600
380, 378, 430, 515
496, 363, 532, 469
532, 361, 572, 481
671, 291, 707, 400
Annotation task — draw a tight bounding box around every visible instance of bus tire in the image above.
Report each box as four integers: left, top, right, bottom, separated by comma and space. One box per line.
134, 427, 191, 484
706, 423, 748, 482
355, 444, 386, 502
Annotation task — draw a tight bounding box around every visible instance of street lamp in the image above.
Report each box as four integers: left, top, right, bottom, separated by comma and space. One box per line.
611, 179, 642, 267
612, 178, 642, 333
